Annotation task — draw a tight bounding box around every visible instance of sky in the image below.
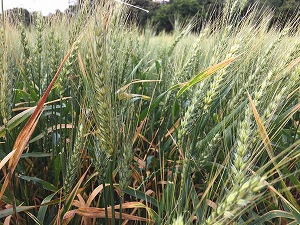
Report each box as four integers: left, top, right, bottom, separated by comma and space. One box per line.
1, 0, 77, 16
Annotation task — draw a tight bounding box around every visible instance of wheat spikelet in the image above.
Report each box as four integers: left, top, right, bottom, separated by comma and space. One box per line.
228, 28, 289, 111
0, 26, 12, 123
205, 175, 266, 225
47, 30, 62, 78
19, 22, 32, 84
87, 2, 116, 182
32, 13, 44, 96
64, 118, 85, 192
118, 142, 133, 194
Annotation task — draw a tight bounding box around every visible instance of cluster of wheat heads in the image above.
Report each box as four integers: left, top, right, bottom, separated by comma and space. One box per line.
0, 0, 299, 224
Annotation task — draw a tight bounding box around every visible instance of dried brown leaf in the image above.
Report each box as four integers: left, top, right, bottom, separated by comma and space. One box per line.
3, 215, 12, 225
63, 207, 150, 222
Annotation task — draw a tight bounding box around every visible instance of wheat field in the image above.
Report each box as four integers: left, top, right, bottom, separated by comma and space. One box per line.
0, 1, 299, 224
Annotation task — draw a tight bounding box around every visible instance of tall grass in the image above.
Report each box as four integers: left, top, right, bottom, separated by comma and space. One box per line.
0, 0, 299, 224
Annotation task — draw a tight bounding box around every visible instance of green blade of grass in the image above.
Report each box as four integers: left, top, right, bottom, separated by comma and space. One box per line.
176, 56, 237, 97
249, 210, 295, 225
37, 192, 57, 225
123, 187, 159, 208
18, 175, 58, 192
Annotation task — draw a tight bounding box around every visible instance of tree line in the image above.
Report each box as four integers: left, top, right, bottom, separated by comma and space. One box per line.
4, 0, 300, 31
128, 0, 299, 31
